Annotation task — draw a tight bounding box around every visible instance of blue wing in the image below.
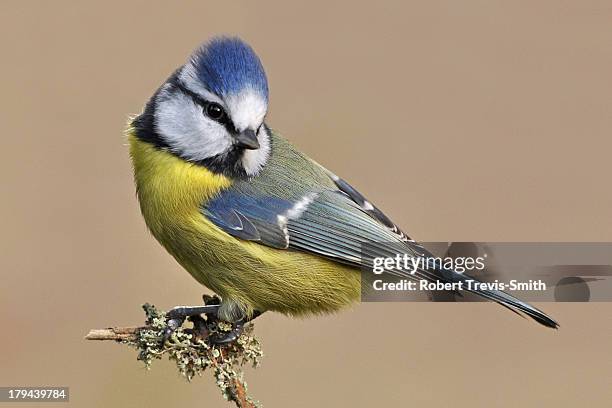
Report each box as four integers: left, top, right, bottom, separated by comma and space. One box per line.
202, 174, 558, 328
204, 192, 294, 249
202, 174, 418, 265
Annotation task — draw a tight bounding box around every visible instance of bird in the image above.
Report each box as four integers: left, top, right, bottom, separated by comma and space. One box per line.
128, 36, 557, 343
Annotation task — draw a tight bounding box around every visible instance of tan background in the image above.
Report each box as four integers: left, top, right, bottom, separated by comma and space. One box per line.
1, 1, 611, 407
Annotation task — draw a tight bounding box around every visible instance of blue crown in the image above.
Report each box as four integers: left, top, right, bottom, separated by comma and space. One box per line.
190, 37, 269, 102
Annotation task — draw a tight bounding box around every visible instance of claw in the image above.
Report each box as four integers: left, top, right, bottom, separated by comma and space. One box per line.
161, 316, 184, 344
209, 310, 263, 345
209, 320, 244, 345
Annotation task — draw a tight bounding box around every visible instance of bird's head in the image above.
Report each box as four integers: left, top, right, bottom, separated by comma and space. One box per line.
133, 37, 271, 177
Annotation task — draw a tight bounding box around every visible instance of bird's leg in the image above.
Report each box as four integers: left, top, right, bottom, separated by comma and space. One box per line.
209, 310, 263, 345
162, 294, 263, 346
162, 304, 220, 344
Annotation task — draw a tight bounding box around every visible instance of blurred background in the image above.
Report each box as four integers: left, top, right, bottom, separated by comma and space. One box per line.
1, 1, 611, 407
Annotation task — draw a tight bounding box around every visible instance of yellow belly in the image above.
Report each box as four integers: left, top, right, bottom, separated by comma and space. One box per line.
128, 132, 360, 319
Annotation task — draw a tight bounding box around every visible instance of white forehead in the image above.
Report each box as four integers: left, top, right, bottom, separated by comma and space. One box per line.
179, 65, 267, 131
224, 89, 267, 131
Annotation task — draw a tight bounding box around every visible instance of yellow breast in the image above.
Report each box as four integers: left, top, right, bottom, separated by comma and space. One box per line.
129, 132, 230, 225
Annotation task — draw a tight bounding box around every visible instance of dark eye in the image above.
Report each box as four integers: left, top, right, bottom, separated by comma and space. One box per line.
205, 103, 226, 122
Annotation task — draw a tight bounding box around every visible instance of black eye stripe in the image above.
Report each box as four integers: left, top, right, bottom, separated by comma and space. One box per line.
175, 81, 208, 106
174, 81, 237, 133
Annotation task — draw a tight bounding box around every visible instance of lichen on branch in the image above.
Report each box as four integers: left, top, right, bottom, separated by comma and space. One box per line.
86, 303, 263, 408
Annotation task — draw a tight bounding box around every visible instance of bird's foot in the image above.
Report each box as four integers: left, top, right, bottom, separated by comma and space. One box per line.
161, 295, 261, 346
161, 303, 220, 344
184, 295, 223, 340
209, 319, 245, 345
209, 310, 262, 345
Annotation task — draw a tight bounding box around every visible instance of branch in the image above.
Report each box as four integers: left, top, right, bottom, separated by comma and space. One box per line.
85, 304, 262, 408
85, 327, 140, 341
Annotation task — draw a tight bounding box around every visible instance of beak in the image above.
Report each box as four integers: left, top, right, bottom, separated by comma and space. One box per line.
234, 128, 260, 150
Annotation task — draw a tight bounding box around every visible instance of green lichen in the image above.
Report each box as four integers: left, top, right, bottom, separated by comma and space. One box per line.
124, 303, 263, 407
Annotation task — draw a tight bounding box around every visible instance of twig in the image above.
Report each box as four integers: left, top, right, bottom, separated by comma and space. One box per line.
85, 327, 140, 342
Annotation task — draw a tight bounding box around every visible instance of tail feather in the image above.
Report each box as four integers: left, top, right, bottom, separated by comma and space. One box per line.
389, 262, 559, 329
435, 267, 559, 329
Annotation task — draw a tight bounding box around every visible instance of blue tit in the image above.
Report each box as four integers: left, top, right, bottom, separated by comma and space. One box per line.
128, 37, 557, 340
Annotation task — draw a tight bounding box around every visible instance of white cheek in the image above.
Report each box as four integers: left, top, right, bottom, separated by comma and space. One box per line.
155, 90, 232, 161
241, 127, 271, 176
